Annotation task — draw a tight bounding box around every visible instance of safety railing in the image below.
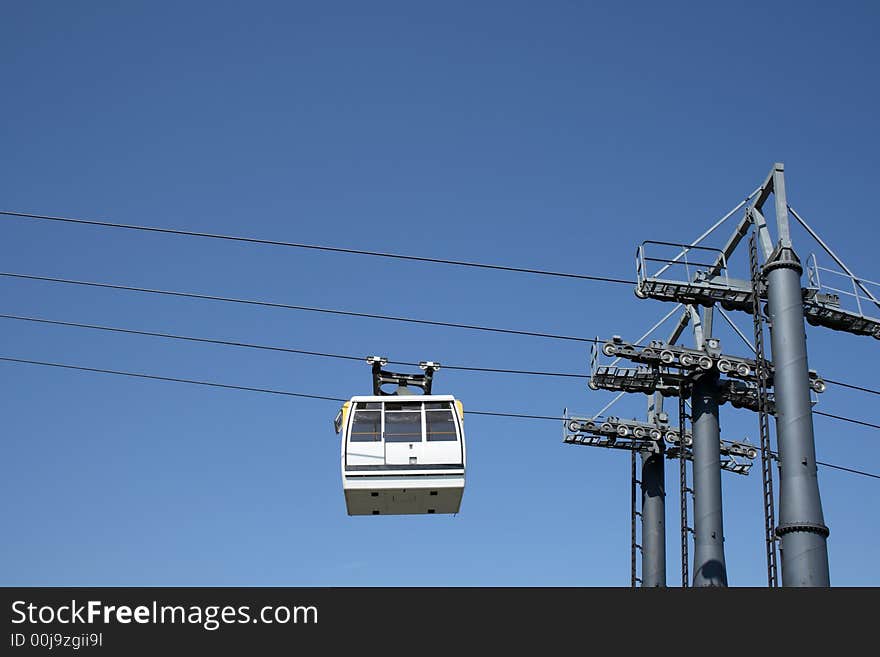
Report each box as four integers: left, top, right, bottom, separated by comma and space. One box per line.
636, 240, 731, 288
806, 253, 880, 319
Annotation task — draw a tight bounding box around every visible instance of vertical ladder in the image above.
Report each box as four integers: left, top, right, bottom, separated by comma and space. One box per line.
750, 232, 779, 588
631, 449, 642, 588
678, 387, 692, 587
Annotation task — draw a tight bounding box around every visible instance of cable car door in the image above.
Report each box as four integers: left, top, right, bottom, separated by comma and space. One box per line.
422, 401, 463, 466
346, 402, 383, 467
383, 401, 424, 466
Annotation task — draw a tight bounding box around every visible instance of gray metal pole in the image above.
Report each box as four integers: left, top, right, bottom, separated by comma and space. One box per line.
691, 369, 728, 586
640, 450, 666, 586
766, 250, 830, 585
641, 393, 666, 587
765, 164, 830, 587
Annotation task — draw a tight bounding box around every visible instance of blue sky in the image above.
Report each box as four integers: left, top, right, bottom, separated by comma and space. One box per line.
1, 1, 878, 586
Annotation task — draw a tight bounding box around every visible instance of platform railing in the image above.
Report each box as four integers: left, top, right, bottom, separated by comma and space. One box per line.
636, 240, 731, 287
806, 253, 880, 319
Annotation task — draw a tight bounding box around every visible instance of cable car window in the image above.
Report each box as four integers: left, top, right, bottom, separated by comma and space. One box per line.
384, 410, 422, 442
426, 408, 457, 441
350, 408, 382, 442
424, 401, 451, 410
384, 401, 422, 412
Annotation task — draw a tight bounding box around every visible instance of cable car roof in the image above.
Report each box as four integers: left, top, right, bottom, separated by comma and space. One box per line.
347, 394, 458, 403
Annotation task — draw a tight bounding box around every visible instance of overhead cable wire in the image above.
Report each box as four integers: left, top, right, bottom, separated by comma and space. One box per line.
465, 410, 571, 421
813, 410, 880, 431
0, 313, 365, 362
430, 364, 583, 379
1, 348, 877, 435
815, 461, 880, 481
764, 447, 879, 481
0, 271, 597, 343
5, 313, 880, 397
0, 312, 587, 378
0, 209, 635, 285
0, 356, 348, 403
0, 356, 567, 421
824, 378, 880, 397
1, 354, 876, 480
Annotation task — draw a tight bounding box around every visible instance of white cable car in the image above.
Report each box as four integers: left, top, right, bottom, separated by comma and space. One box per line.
334, 357, 466, 516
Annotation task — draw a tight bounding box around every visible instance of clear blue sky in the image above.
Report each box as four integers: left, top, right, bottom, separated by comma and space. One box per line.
1, 1, 878, 586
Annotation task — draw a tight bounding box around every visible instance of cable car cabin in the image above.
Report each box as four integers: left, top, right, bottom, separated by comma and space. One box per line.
335, 395, 466, 516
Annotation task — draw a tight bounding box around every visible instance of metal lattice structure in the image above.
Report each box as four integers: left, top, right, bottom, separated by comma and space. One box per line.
562, 406, 756, 587
563, 414, 755, 474
750, 232, 779, 588
631, 450, 641, 588
636, 241, 753, 311
569, 162, 878, 586
678, 389, 691, 588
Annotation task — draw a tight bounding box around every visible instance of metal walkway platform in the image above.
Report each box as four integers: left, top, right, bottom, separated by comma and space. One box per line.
635, 241, 880, 339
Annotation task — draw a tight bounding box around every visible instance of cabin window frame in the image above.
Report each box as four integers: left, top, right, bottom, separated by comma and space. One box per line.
348, 400, 460, 444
